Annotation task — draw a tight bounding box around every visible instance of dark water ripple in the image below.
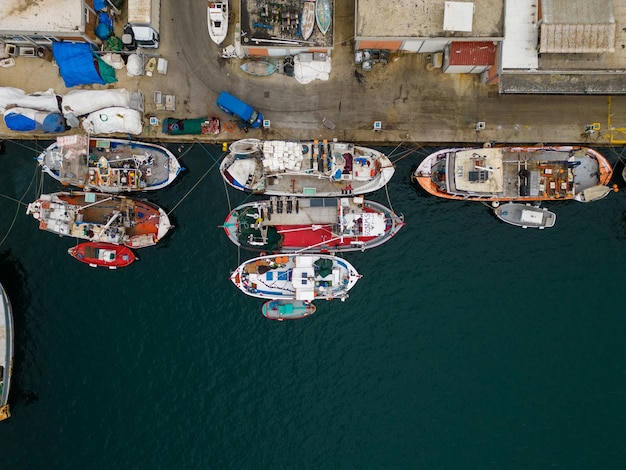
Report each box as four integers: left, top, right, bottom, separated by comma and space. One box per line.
0, 141, 626, 468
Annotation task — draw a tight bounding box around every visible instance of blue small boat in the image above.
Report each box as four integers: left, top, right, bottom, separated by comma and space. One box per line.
261, 300, 316, 321
315, 0, 331, 35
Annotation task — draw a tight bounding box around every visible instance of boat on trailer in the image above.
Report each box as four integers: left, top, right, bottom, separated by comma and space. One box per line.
494, 203, 556, 229
222, 196, 405, 253
220, 139, 395, 197
26, 192, 172, 248
230, 253, 361, 302
208, 1, 228, 45
37, 135, 182, 193
0, 283, 13, 422
262, 300, 316, 320
68, 242, 137, 268
412, 146, 613, 203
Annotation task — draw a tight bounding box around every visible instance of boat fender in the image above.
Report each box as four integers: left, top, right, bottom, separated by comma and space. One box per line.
491, 201, 500, 208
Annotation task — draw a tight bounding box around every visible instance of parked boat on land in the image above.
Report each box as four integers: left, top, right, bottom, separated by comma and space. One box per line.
412, 146, 613, 203
230, 254, 361, 301
301, 0, 316, 40
26, 192, 172, 248
37, 135, 182, 193
68, 242, 137, 268
0, 285, 13, 421
220, 139, 395, 197
315, 0, 331, 35
0, 282, 13, 422
223, 196, 404, 253
494, 203, 556, 229
208, 1, 228, 45
240, 61, 277, 76
262, 299, 316, 320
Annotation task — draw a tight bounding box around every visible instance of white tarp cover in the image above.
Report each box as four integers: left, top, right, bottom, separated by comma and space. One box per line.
126, 53, 143, 76
61, 89, 130, 117
0, 87, 60, 114
294, 55, 331, 85
82, 107, 143, 135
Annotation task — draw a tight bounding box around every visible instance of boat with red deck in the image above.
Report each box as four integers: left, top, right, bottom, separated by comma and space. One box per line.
68, 242, 137, 269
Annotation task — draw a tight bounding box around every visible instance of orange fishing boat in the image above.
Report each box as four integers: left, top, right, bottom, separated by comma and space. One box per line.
412, 146, 613, 203
27, 192, 172, 248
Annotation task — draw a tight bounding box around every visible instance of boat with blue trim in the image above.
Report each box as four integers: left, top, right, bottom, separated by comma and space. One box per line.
261, 299, 316, 320
230, 253, 361, 302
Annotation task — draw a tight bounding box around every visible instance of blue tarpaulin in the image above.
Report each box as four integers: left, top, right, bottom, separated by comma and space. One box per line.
52, 42, 105, 88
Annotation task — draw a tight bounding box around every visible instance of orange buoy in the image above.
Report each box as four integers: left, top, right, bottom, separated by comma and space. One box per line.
613, 184, 619, 192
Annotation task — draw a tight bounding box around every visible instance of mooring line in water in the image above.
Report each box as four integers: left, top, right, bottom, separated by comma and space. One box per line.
166, 142, 220, 216
390, 146, 422, 164
193, 140, 233, 212
0, 161, 40, 246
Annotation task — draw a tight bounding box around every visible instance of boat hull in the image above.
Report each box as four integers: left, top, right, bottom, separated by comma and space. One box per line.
220, 139, 395, 197
0, 283, 13, 421
208, 2, 228, 45
222, 197, 404, 253
27, 192, 172, 248
301, 1, 315, 40
38, 136, 182, 193
494, 203, 556, 229
262, 300, 316, 320
240, 61, 277, 76
68, 242, 137, 268
412, 146, 613, 202
315, 0, 331, 35
230, 254, 360, 301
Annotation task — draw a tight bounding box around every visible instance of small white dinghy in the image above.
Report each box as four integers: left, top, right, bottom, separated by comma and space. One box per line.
208, 1, 228, 45
494, 203, 556, 229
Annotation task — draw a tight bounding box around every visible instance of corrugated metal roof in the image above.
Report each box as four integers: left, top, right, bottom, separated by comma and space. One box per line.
448, 41, 497, 65
539, 0, 616, 53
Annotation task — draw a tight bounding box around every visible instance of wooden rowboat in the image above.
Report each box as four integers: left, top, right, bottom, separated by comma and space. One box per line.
301, 1, 315, 40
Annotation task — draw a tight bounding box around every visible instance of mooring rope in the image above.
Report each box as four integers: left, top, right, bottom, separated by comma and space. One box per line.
0, 161, 39, 246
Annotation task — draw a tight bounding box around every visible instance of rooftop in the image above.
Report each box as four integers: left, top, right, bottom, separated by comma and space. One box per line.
0, 0, 84, 33
355, 0, 504, 39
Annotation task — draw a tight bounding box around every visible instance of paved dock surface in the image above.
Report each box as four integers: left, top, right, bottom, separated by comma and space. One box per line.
1, 0, 626, 145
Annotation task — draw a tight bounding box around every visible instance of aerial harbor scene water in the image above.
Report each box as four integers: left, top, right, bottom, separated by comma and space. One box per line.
2, 0, 626, 468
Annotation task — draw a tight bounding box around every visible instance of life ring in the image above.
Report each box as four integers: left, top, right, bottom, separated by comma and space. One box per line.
223, 122, 236, 132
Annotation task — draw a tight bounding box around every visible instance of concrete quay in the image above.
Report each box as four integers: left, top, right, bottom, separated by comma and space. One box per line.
1, 0, 626, 146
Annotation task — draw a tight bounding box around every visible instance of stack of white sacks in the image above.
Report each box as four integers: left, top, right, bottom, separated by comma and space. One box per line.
262, 141, 304, 172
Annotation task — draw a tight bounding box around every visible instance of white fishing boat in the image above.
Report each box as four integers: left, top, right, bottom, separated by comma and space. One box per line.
315, 0, 331, 35
208, 1, 228, 45
301, 0, 316, 40
220, 139, 395, 197
0, 283, 13, 422
222, 196, 405, 253
494, 203, 557, 229
37, 135, 183, 193
26, 192, 172, 248
230, 253, 361, 302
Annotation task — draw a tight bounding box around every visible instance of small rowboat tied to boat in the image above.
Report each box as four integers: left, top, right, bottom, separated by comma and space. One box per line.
0, 283, 13, 421
37, 135, 182, 193
494, 203, 556, 229
208, 1, 228, 45
230, 253, 361, 302
262, 300, 316, 320
412, 146, 613, 203
222, 196, 405, 253
27, 192, 172, 249
220, 139, 395, 197
68, 242, 137, 268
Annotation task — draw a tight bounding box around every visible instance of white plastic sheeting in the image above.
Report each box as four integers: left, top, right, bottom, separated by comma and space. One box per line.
294, 55, 331, 85
82, 107, 143, 135
0, 87, 60, 114
61, 89, 131, 117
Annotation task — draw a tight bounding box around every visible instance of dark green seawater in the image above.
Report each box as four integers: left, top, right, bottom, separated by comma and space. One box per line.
1, 139, 626, 468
